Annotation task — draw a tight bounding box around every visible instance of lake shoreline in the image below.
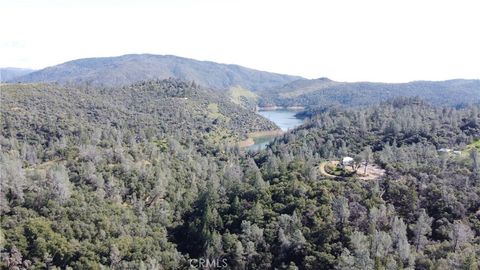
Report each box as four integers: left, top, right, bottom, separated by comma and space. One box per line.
240, 109, 304, 150
257, 106, 305, 111
238, 129, 284, 148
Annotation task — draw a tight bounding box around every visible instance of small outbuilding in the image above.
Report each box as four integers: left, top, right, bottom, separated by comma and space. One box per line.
342, 156, 354, 166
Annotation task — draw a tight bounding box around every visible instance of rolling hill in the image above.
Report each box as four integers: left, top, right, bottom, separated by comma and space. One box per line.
10, 54, 302, 90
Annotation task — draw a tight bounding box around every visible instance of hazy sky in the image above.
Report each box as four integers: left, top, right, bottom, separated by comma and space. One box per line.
1, 0, 480, 82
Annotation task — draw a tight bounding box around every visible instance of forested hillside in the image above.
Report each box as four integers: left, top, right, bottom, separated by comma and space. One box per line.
0, 80, 277, 147
9, 54, 301, 90
1, 85, 479, 268
259, 78, 480, 108
258, 98, 480, 269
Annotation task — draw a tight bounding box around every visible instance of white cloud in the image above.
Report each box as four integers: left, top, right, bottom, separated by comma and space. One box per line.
1, 0, 479, 82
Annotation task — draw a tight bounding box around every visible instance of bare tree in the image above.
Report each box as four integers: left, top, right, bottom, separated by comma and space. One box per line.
470, 149, 478, 174
333, 196, 350, 227
391, 216, 411, 263
47, 164, 72, 203
449, 220, 474, 251
362, 147, 373, 175
0, 152, 26, 213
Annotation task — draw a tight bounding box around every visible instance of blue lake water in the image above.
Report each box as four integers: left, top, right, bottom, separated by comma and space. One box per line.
258, 110, 304, 132
247, 110, 304, 151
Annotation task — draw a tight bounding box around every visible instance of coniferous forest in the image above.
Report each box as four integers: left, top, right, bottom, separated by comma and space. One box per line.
1, 75, 479, 269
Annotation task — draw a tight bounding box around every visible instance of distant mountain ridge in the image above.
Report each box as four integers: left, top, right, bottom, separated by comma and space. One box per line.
258, 78, 480, 108
10, 54, 302, 90
0, 67, 35, 82
7, 54, 480, 109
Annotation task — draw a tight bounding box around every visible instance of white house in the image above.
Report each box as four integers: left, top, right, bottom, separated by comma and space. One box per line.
342, 157, 354, 166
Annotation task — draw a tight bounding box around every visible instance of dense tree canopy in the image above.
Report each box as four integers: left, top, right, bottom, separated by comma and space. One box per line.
1, 81, 479, 269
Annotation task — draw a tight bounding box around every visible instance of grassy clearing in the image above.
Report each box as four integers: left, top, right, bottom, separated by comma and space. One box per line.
206, 127, 238, 145
228, 86, 258, 105
461, 139, 480, 158
153, 138, 168, 151
207, 102, 231, 123
207, 103, 222, 118
468, 139, 480, 151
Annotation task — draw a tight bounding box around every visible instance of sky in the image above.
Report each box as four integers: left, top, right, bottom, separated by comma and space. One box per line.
1, 0, 480, 82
